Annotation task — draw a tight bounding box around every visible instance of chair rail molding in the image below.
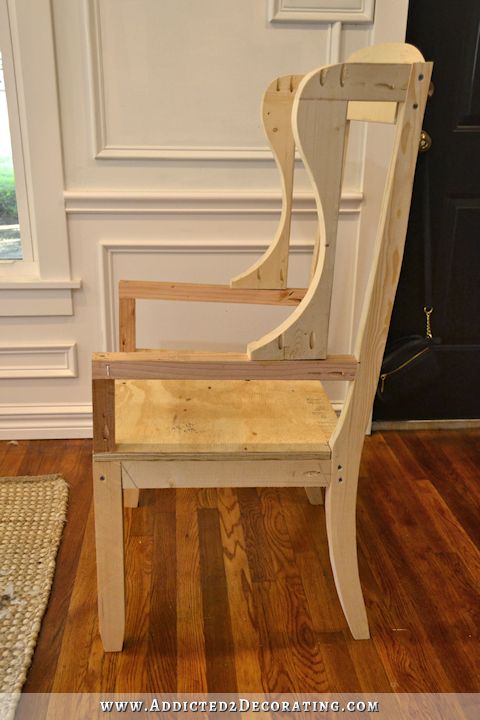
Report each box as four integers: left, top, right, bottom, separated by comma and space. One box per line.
268, 0, 375, 24
64, 189, 363, 216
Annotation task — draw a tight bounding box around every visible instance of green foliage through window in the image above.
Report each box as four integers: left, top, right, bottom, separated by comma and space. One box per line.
0, 51, 22, 260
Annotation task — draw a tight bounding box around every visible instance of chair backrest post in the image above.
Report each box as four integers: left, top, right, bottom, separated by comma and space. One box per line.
331, 61, 432, 461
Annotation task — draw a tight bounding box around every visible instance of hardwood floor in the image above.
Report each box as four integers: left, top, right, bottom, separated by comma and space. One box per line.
1, 430, 479, 694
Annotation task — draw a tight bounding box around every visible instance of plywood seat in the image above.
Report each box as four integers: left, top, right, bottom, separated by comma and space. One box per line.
115, 379, 337, 457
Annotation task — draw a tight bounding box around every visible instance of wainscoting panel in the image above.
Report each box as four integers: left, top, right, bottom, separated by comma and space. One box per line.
0, 343, 77, 379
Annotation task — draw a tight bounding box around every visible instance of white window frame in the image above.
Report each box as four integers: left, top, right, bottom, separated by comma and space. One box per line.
0, 34, 33, 265
0, 0, 80, 316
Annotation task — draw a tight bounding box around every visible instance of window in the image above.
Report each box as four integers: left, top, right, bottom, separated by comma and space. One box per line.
0, 0, 79, 316
0, 0, 34, 274
0, 51, 22, 260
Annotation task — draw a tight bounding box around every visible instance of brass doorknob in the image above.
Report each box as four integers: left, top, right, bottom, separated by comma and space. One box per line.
419, 130, 432, 153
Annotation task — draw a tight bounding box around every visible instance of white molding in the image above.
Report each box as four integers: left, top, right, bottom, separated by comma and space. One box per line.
268, 0, 375, 23
0, 279, 81, 290
328, 21, 342, 64
0, 343, 77, 378
96, 146, 276, 161
0, 403, 92, 439
65, 189, 363, 215
86, 0, 278, 161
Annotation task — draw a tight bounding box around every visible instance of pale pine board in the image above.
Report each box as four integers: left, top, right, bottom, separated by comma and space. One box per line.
115, 379, 337, 455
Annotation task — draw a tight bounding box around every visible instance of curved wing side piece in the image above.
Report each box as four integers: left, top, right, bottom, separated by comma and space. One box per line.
231, 74, 302, 289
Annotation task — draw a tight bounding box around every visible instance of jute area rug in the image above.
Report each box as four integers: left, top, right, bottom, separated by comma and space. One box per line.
0, 474, 68, 720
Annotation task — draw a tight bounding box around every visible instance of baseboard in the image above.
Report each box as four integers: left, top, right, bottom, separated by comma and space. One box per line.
0, 403, 93, 440
372, 418, 480, 431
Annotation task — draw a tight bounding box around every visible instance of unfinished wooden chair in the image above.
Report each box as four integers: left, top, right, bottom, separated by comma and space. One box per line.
92, 43, 431, 651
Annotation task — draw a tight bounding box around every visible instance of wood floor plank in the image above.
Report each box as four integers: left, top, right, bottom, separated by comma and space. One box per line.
248, 488, 330, 692
289, 488, 393, 692
358, 438, 465, 692
20, 440, 92, 693
357, 494, 456, 692
198, 507, 238, 692
0, 439, 28, 475
51, 507, 118, 692
216, 488, 264, 691
4, 430, 478, 695
237, 487, 277, 582
147, 490, 177, 691
114, 530, 153, 691
176, 489, 207, 692
384, 430, 480, 548
280, 488, 393, 692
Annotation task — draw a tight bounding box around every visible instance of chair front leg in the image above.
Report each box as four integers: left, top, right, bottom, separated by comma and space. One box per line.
93, 460, 125, 651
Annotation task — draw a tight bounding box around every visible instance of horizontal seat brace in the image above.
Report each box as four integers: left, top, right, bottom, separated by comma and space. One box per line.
92, 352, 358, 381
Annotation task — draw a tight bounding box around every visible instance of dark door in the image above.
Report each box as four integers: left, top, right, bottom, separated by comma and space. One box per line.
374, 0, 480, 421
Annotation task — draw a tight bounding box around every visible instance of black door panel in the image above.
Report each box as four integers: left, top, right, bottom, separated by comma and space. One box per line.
374, 0, 480, 421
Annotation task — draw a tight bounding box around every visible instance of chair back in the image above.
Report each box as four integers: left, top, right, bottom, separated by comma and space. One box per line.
239, 48, 431, 364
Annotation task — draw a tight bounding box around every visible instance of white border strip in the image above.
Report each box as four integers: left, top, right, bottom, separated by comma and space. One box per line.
268, 0, 375, 24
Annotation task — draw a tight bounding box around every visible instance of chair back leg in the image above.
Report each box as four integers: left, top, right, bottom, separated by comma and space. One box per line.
325, 449, 369, 640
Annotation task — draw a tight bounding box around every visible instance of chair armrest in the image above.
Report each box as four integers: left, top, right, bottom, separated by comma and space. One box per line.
118, 281, 307, 352
119, 280, 306, 305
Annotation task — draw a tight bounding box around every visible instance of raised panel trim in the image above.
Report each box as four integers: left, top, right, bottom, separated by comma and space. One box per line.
0, 343, 78, 378
96, 146, 275, 161
87, 0, 276, 160
65, 189, 363, 215
268, 0, 375, 23
87, 0, 348, 160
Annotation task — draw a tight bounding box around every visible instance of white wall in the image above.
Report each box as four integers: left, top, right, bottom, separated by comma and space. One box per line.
0, 0, 409, 438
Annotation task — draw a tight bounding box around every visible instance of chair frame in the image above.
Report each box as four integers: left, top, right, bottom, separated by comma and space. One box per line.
92, 46, 432, 651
